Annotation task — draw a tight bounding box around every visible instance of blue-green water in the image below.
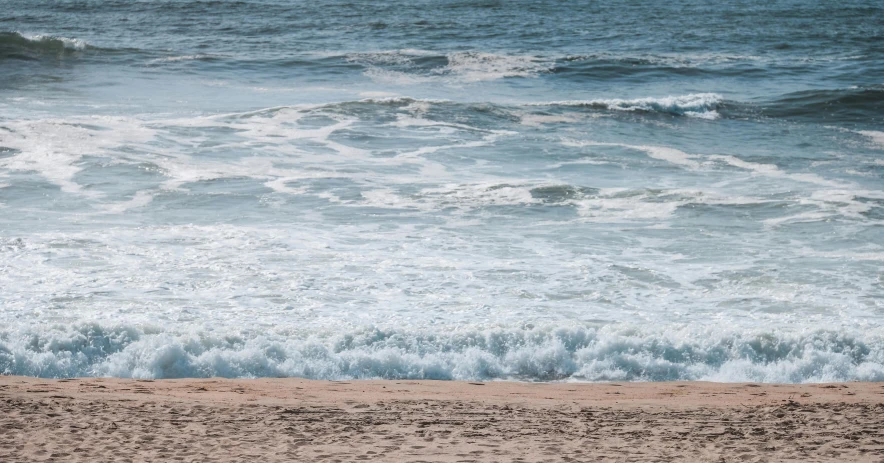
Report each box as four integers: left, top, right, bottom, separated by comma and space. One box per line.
0, 0, 882, 381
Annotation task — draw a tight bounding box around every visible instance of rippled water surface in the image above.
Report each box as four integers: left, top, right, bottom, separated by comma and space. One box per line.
0, 0, 882, 382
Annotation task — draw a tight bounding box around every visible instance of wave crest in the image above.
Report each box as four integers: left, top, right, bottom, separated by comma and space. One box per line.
3, 323, 884, 383
535, 93, 723, 118
441, 52, 553, 82
348, 49, 552, 84
0, 31, 89, 58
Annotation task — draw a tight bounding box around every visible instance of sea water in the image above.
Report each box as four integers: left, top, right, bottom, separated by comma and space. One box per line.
0, 0, 882, 382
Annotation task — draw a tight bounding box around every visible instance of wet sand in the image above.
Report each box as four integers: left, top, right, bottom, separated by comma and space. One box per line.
1, 376, 883, 462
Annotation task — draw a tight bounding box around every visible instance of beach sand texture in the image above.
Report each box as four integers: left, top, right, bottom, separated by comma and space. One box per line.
1, 376, 883, 462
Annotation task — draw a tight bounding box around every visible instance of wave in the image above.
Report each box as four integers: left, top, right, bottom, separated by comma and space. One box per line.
553, 53, 772, 79
2, 322, 884, 383
346, 50, 553, 84
442, 51, 553, 82
148, 54, 224, 64
351, 89, 878, 126
344, 50, 844, 84
533, 93, 723, 119
552, 52, 871, 80
228, 93, 723, 121
344, 50, 871, 84
753, 85, 884, 123
0, 31, 90, 59
561, 53, 766, 67
528, 86, 884, 123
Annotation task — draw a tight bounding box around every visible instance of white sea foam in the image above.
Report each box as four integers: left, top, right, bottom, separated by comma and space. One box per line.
358, 96, 451, 105
519, 113, 582, 126
562, 140, 701, 169
761, 189, 884, 227
344, 49, 437, 65
346, 51, 416, 66
558, 141, 877, 228
0, 101, 510, 212
358, 91, 401, 98
573, 189, 683, 221
100, 190, 156, 214
857, 130, 884, 149
708, 154, 781, 175
709, 155, 852, 189
3, 98, 882, 387
358, 51, 552, 84
440, 52, 552, 82
0, 117, 156, 195
364, 67, 437, 85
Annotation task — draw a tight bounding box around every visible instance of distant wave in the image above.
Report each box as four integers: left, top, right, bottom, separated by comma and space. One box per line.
346, 50, 553, 84
149, 54, 223, 63
344, 50, 788, 84
553, 53, 768, 79
560, 53, 766, 67
344, 50, 870, 84
443, 51, 553, 82
754, 85, 884, 123
355, 96, 452, 105
222, 93, 723, 120
144, 53, 228, 67
527, 87, 884, 123
552, 52, 870, 79
0, 31, 139, 63
2, 322, 883, 382
356, 90, 879, 125
0, 31, 89, 59
533, 93, 724, 119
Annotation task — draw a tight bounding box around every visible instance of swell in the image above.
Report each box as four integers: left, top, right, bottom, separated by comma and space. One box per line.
232, 94, 719, 121
751, 85, 884, 123
0, 31, 131, 61
0, 31, 87, 58
341, 50, 875, 83
21, 87, 858, 127
2, 322, 884, 383
531, 86, 884, 123
533, 93, 724, 119
328, 90, 877, 125
553, 54, 773, 79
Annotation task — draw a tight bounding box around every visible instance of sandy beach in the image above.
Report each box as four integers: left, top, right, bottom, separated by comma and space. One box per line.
1, 376, 882, 462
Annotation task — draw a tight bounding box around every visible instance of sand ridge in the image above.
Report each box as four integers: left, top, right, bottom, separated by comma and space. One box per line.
1, 376, 883, 462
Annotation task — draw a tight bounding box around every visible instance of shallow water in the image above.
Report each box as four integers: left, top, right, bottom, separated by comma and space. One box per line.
0, 0, 882, 382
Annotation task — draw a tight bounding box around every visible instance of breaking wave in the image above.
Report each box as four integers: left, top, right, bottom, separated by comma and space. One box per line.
0, 31, 90, 59
534, 93, 724, 119
3, 323, 884, 383
347, 50, 553, 84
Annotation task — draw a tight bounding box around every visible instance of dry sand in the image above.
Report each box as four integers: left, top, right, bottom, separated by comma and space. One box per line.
1, 376, 883, 462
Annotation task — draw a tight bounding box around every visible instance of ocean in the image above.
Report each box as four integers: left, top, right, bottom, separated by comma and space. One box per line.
0, 0, 882, 382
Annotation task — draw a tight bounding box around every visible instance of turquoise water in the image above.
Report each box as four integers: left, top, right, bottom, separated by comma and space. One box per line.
0, 0, 882, 381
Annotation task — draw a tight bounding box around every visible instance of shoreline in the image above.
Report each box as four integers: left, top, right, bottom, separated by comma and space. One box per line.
2, 376, 883, 461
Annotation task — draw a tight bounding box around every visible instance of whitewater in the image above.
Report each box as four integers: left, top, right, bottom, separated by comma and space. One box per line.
1, 0, 882, 382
